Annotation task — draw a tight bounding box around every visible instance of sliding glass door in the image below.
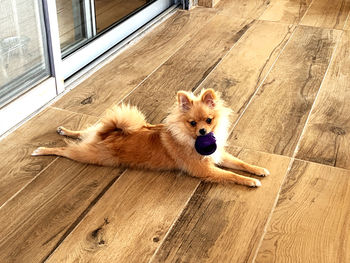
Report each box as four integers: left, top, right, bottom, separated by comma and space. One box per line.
56, 0, 95, 57
55, 0, 158, 58
0, 0, 51, 107
56, 0, 173, 79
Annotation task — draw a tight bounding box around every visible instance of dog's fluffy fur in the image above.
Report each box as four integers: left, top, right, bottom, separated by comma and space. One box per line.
32, 89, 269, 187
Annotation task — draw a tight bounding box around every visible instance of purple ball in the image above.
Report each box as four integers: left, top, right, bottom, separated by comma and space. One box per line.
195, 132, 217, 156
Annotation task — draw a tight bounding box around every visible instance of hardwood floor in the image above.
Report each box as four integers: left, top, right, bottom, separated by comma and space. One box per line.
295, 30, 350, 169
259, 0, 312, 24
0, 107, 97, 206
150, 147, 291, 263
1, 1, 350, 262
228, 26, 340, 156
198, 20, 296, 123
300, 0, 350, 29
46, 170, 198, 263
255, 160, 350, 262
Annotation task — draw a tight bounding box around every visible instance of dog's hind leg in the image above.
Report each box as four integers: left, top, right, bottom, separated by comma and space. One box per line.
56, 126, 85, 139
31, 144, 115, 166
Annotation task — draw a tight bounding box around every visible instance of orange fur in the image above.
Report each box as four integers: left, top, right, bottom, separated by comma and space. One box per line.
32, 89, 269, 187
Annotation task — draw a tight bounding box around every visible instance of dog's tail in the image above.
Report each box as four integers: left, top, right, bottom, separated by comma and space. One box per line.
98, 104, 147, 137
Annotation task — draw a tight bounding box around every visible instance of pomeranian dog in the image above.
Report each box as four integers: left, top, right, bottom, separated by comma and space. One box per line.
32, 89, 269, 187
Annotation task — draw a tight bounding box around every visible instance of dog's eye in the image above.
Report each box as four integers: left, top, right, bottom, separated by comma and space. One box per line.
190, 121, 197, 127
206, 118, 212, 124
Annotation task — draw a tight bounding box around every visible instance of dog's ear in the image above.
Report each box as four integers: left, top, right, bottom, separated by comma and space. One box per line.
201, 89, 217, 108
177, 91, 193, 111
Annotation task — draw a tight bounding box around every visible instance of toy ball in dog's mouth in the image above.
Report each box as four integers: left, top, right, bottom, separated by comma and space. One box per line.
195, 132, 217, 156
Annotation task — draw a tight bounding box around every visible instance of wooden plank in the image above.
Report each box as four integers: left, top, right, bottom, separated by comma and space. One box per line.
123, 14, 255, 123
216, 0, 269, 19
228, 26, 340, 156
199, 20, 295, 123
0, 158, 123, 263
52, 8, 217, 117
46, 170, 199, 263
295, 31, 350, 169
149, 147, 290, 263
259, 0, 312, 24
0, 107, 97, 206
255, 160, 350, 262
300, 0, 350, 29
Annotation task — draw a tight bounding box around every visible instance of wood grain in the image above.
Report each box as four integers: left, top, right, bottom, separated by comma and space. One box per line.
123, 15, 255, 124
300, 0, 350, 29
150, 147, 290, 263
259, 0, 312, 24
46, 170, 199, 263
255, 160, 350, 262
228, 26, 340, 156
53, 8, 217, 117
345, 18, 350, 30
216, 0, 269, 19
295, 31, 350, 169
0, 107, 97, 206
199, 20, 295, 123
0, 158, 123, 263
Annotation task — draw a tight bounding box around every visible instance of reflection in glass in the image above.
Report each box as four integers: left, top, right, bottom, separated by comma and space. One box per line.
95, 0, 148, 33
56, 0, 151, 57
0, 0, 50, 107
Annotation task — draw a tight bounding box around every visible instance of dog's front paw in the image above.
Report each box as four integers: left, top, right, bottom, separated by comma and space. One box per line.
245, 178, 261, 188
255, 167, 270, 177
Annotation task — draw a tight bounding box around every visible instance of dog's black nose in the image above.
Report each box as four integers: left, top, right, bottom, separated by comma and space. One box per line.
199, 128, 207, 135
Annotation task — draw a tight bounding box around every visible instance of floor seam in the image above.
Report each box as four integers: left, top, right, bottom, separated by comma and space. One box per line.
342, 2, 350, 30
228, 144, 350, 172
251, 155, 296, 262
298, 0, 315, 26
0, 157, 59, 210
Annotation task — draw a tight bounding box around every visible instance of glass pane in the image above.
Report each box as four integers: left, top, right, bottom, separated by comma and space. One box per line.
56, 0, 153, 57
0, 0, 50, 107
95, 0, 149, 33
56, 0, 92, 56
